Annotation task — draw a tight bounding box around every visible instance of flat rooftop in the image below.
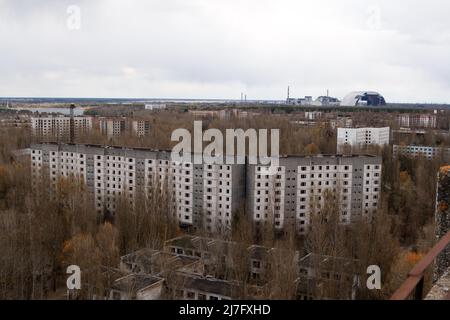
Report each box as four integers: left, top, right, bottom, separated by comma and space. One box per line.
31, 142, 380, 159
112, 274, 163, 292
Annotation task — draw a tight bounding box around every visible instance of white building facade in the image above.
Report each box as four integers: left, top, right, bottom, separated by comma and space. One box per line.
31, 144, 245, 233
337, 127, 390, 153
132, 120, 151, 137
31, 144, 381, 235
99, 118, 128, 138
397, 114, 437, 129
247, 155, 382, 234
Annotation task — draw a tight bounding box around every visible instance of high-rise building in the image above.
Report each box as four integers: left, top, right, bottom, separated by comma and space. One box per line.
31, 143, 381, 234
31, 116, 93, 141
99, 118, 151, 138
247, 155, 382, 234
31, 144, 246, 233
132, 120, 151, 137
397, 114, 437, 129
99, 118, 128, 137
337, 127, 390, 153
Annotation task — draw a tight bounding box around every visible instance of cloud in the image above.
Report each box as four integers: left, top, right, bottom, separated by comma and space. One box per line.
0, 0, 449, 103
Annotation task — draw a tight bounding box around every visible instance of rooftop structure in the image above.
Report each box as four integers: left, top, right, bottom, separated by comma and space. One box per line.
110, 274, 164, 300
112, 235, 361, 300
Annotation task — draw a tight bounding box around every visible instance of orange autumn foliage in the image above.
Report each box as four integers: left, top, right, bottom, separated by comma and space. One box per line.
405, 252, 423, 265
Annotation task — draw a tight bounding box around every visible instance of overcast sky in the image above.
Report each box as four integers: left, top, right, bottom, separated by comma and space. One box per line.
1, 0, 450, 103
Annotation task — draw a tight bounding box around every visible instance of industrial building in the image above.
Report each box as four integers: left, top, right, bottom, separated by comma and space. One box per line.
341, 92, 386, 107
312, 96, 341, 107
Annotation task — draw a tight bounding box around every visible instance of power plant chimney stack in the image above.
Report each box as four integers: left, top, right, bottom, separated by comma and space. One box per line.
287, 86, 290, 104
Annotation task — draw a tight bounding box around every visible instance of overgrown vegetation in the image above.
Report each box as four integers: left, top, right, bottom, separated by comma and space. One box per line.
0, 109, 447, 299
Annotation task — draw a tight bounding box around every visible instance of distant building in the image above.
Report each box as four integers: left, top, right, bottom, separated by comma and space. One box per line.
0, 115, 30, 129
98, 118, 151, 138
393, 145, 450, 161
312, 96, 340, 107
341, 92, 386, 107
305, 111, 323, 121
189, 109, 226, 119
189, 109, 260, 120
132, 120, 151, 137
397, 114, 437, 129
31, 116, 92, 141
330, 116, 353, 129
291, 120, 319, 128
337, 127, 390, 153
99, 118, 128, 137
145, 104, 167, 111
287, 96, 313, 106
